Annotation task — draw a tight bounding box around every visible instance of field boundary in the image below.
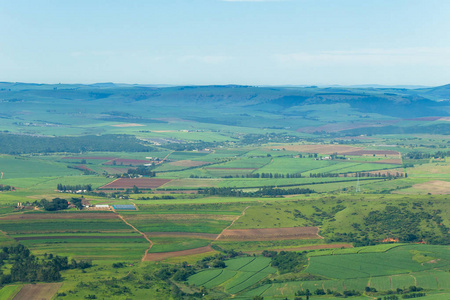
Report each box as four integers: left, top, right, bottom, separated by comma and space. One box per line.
116, 214, 153, 262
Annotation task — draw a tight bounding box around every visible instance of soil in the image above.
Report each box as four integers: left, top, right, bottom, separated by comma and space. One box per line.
412, 180, 450, 194
13, 283, 62, 300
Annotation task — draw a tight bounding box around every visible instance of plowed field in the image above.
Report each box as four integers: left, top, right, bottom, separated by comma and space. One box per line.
13, 283, 62, 300
218, 227, 321, 241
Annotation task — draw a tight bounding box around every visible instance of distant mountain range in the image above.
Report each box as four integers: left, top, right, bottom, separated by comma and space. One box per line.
1, 82, 449, 135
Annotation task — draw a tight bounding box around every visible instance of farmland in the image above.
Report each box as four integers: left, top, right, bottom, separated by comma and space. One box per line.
0, 83, 448, 299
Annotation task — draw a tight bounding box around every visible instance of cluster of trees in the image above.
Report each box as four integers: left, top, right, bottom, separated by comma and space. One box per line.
163, 141, 218, 151
0, 133, 152, 154
0, 184, 14, 191
327, 204, 449, 246
239, 133, 302, 145
364, 205, 449, 244
126, 166, 156, 177
34, 198, 69, 211
57, 183, 92, 192
0, 244, 91, 284
199, 187, 315, 197
262, 250, 307, 274
405, 150, 450, 160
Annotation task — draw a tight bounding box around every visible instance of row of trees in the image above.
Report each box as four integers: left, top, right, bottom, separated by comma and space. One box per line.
404, 150, 450, 160
199, 187, 315, 197
57, 183, 92, 192
126, 166, 156, 177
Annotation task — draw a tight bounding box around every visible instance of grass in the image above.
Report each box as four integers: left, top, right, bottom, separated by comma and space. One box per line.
147, 237, 210, 253
0, 285, 23, 300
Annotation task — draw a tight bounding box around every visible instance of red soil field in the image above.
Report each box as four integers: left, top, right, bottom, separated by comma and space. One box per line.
371, 158, 403, 164
344, 150, 400, 156
218, 227, 321, 241
144, 246, 214, 261
104, 158, 152, 166
99, 178, 172, 189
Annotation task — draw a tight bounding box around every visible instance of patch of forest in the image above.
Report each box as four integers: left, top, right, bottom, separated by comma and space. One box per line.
0, 133, 153, 154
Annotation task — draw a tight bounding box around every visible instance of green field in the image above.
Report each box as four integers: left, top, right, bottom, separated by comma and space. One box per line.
188, 256, 276, 294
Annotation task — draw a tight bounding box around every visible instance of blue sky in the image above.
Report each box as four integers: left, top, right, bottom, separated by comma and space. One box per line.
1, 0, 449, 85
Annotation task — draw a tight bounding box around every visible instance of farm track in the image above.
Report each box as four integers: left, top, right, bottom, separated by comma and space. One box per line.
215, 206, 250, 241
143, 206, 250, 261
116, 214, 153, 262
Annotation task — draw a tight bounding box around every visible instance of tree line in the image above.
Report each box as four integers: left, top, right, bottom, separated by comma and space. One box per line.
57, 183, 92, 192
198, 187, 316, 197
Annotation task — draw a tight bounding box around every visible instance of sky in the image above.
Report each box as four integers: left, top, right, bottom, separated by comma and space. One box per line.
1, 0, 450, 86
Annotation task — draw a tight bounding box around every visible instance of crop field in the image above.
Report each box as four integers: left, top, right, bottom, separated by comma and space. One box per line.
218, 226, 320, 241
306, 244, 449, 279
244, 270, 448, 299
0, 155, 81, 179
122, 213, 235, 233
188, 256, 276, 294
98, 177, 172, 189
147, 236, 211, 253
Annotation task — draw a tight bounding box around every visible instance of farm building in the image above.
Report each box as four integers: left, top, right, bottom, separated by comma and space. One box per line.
112, 204, 136, 210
